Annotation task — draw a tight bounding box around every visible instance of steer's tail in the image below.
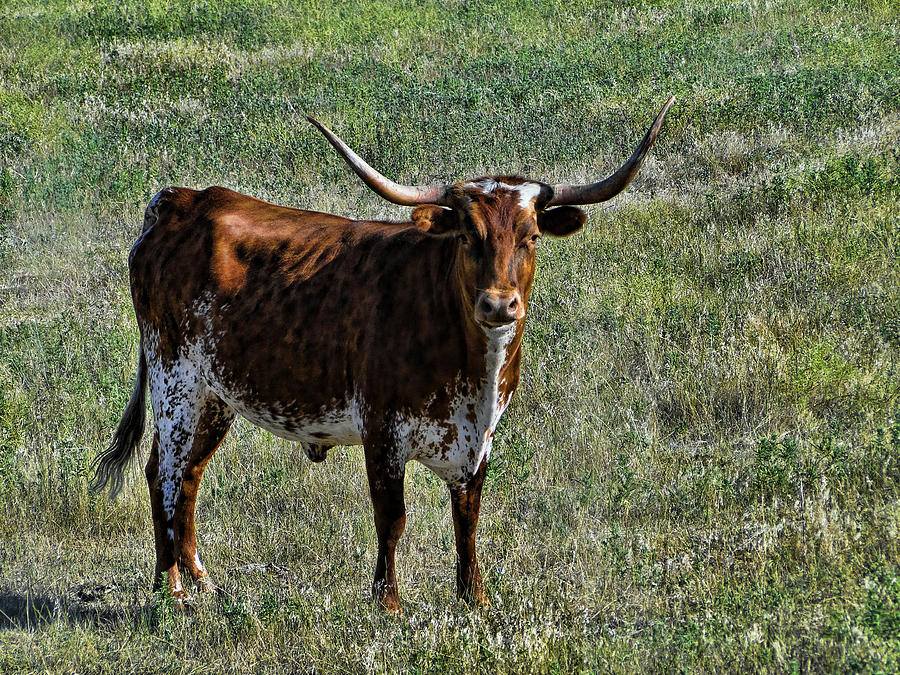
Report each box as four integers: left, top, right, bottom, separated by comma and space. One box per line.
90, 340, 148, 499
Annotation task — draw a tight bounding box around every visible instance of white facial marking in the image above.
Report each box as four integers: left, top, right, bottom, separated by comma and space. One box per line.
510, 182, 542, 209
462, 180, 542, 208
463, 178, 498, 194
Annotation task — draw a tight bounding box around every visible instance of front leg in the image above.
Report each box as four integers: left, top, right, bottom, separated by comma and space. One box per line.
449, 457, 489, 606
364, 443, 406, 613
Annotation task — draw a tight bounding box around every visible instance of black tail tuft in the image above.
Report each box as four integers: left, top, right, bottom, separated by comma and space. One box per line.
90, 342, 148, 499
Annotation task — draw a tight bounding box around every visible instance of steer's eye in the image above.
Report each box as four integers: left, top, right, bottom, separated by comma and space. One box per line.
529, 233, 540, 245
458, 232, 472, 246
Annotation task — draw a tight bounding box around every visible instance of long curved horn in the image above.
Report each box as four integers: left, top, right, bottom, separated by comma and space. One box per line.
547, 96, 675, 206
307, 117, 449, 207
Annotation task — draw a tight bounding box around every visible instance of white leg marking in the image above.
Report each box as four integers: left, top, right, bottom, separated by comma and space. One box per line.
145, 330, 208, 522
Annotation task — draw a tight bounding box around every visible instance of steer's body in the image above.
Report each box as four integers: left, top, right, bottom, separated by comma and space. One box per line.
94, 99, 673, 611
136, 185, 519, 484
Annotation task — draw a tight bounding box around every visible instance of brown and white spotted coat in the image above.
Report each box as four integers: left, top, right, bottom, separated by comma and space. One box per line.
93, 99, 673, 612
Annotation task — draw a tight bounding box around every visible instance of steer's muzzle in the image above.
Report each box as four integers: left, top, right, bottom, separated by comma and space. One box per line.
475, 289, 523, 327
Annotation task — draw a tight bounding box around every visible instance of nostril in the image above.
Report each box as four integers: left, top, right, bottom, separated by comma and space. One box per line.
478, 293, 521, 323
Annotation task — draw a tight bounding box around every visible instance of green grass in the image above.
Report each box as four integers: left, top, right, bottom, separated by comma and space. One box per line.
1, 0, 899, 671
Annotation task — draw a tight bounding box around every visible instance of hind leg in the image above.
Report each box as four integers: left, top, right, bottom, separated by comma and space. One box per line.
146, 356, 232, 607
146, 433, 183, 599
174, 395, 234, 591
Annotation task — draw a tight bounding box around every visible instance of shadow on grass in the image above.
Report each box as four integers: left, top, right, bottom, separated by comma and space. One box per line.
0, 587, 144, 630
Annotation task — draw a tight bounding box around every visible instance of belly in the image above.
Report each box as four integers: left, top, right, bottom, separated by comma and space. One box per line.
195, 365, 361, 446
183, 330, 510, 479
182, 329, 363, 446
233, 398, 364, 446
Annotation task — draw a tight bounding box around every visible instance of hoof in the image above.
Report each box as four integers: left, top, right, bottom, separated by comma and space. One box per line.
302, 443, 330, 462
372, 582, 402, 615
195, 576, 218, 594
172, 594, 198, 613
459, 588, 490, 608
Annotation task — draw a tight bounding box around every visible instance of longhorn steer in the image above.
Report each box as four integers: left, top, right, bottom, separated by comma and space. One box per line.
92, 98, 674, 611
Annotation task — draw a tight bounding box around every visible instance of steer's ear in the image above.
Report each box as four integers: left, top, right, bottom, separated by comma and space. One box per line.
411, 205, 460, 234
538, 206, 586, 237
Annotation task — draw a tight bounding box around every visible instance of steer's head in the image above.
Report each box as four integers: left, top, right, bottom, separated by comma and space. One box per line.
415, 176, 586, 328
308, 97, 673, 330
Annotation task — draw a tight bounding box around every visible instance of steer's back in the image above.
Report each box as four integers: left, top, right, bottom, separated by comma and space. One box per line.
132, 185, 357, 323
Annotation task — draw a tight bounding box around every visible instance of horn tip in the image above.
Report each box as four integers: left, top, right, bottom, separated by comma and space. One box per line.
659, 95, 676, 118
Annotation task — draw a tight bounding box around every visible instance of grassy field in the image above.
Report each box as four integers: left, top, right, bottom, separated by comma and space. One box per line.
1, 0, 899, 671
